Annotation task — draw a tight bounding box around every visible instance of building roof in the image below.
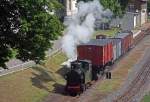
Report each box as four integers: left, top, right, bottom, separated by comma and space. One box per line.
129, 0, 147, 10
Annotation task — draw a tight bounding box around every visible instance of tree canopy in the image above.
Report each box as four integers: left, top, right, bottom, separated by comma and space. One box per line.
77, 0, 129, 16
0, 0, 64, 68
148, 0, 150, 12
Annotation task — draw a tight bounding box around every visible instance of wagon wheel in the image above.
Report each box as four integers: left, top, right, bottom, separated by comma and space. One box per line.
101, 69, 105, 76
81, 84, 86, 93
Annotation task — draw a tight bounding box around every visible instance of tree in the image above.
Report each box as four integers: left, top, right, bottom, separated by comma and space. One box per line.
148, 0, 150, 13
0, 0, 20, 68
0, 0, 64, 68
77, 0, 129, 16
100, 0, 122, 16
118, 0, 129, 13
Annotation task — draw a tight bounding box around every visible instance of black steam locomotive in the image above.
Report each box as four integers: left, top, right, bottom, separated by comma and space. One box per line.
65, 60, 92, 95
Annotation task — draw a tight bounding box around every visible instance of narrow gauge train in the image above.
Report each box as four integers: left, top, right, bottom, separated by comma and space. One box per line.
64, 31, 144, 95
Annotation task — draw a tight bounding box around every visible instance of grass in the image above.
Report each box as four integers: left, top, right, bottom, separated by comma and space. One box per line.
96, 79, 122, 93
0, 52, 67, 102
93, 28, 120, 38
142, 95, 150, 102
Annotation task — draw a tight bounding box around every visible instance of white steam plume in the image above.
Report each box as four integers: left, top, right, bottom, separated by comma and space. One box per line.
62, 0, 113, 59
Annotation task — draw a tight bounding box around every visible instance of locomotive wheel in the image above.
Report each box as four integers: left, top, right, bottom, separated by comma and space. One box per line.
70, 93, 77, 96
111, 60, 114, 65
101, 70, 105, 76
95, 74, 98, 81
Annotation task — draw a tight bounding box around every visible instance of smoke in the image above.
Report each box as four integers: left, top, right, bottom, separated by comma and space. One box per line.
62, 0, 113, 59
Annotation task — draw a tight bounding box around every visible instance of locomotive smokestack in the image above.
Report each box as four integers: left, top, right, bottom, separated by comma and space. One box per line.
62, 0, 113, 59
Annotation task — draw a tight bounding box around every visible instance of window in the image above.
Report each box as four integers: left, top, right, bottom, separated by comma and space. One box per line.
128, 4, 135, 12
142, 9, 146, 13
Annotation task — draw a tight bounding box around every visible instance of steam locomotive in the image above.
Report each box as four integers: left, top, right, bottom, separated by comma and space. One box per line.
65, 60, 92, 95
64, 30, 147, 95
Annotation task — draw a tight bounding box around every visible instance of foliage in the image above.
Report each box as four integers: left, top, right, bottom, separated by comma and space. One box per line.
0, 0, 64, 68
0, 0, 20, 68
77, 0, 129, 16
148, 0, 150, 12
100, 0, 122, 16
118, 0, 129, 13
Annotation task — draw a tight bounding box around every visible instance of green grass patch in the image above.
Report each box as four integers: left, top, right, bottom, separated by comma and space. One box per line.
147, 16, 150, 22
0, 52, 67, 102
142, 94, 150, 102
44, 52, 67, 72
96, 78, 122, 93
93, 28, 120, 38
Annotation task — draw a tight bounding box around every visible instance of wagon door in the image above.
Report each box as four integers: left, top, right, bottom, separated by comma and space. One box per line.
113, 44, 117, 61
117, 41, 122, 58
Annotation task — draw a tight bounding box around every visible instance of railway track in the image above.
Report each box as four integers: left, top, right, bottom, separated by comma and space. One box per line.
113, 54, 150, 102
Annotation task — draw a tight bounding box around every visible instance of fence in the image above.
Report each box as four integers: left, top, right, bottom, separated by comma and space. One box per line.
46, 48, 62, 57
0, 48, 62, 77
0, 61, 35, 77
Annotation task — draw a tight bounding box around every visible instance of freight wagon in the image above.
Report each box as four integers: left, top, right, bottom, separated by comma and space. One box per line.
77, 39, 113, 80
115, 32, 133, 54
95, 36, 122, 62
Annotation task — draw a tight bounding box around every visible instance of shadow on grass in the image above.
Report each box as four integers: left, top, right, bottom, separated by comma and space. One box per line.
31, 66, 68, 95
31, 66, 56, 92
56, 65, 70, 78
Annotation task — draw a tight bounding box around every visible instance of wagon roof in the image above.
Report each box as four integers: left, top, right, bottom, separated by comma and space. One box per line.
109, 38, 122, 45
79, 39, 112, 46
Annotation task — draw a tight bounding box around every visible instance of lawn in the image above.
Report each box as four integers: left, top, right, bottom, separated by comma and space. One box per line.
93, 28, 120, 38
0, 52, 67, 102
142, 94, 150, 102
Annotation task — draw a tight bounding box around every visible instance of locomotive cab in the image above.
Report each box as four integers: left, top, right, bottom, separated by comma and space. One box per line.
65, 60, 92, 95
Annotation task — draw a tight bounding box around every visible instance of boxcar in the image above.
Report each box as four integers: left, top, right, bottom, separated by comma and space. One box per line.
115, 32, 133, 55
77, 39, 113, 70
95, 36, 122, 62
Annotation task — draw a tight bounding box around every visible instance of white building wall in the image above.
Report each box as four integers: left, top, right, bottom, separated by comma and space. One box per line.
140, 2, 147, 25
141, 9, 147, 25
134, 15, 137, 27
66, 0, 77, 16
